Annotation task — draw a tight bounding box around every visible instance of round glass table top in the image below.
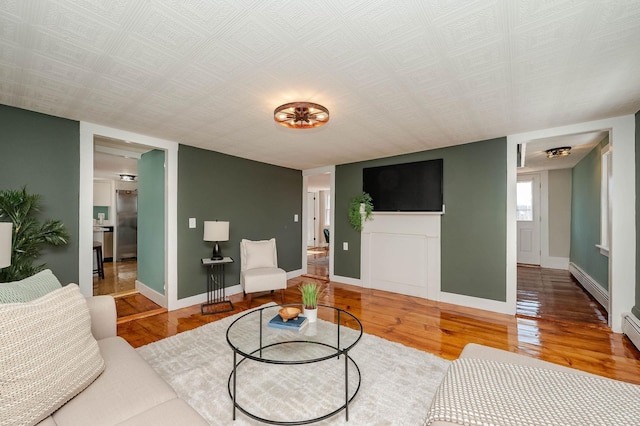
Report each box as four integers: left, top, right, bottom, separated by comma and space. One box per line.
226, 304, 363, 363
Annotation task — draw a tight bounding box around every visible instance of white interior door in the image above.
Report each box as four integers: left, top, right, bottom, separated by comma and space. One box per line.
517, 174, 541, 265
306, 192, 317, 247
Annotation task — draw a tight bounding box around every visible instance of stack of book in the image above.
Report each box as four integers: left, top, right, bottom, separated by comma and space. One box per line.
268, 314, 308, 331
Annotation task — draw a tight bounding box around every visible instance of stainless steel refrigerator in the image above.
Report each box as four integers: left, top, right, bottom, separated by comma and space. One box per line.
116, 190, 137, 260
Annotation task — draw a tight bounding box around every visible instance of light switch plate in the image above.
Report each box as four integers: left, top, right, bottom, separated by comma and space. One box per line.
189, 218, 196, 228
343, 242, 348, 250
294, 214, 299, 222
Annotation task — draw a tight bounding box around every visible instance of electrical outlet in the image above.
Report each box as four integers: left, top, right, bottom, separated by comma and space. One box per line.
294, 214, 299, 222
343, 242, 348, 250
189, 218, 196, 228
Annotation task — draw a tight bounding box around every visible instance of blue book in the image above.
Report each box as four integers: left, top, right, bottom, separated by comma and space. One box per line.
268, 314, 308, 331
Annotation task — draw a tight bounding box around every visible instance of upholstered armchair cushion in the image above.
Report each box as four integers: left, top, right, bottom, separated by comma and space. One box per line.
241, 238, 278, 270
240, 239, 286, 304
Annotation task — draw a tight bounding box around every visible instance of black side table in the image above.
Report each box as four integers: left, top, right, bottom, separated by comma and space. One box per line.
201, 256, 234, 315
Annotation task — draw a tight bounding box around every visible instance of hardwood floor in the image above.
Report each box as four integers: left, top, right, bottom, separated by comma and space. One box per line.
305, 247, 329, 281
114, 292, 165, 324
95, 259, 168, 322
93, 259, 137, 296
117, 267, 640, 385
517, 265, 608, 326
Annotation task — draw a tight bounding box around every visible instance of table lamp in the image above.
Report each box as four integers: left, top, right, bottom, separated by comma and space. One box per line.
0, 222, 13, 269
203, 221, 229, 260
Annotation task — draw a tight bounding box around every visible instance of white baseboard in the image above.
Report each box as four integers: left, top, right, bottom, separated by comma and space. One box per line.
169, 283, 243, 311
136, 280, 167, 309
169, 270, 301, 311
622, 313, 640, 351
568, 262, 609, 311
330, 275, 362, 287
437, 291, 515, 316
541, 256, 569, 270
287, 269, 303, 280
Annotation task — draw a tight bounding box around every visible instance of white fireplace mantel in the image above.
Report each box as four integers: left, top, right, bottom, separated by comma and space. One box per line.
361, 212, 441, 299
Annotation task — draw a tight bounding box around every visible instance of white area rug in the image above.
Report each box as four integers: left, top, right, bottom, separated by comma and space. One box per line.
137, 304, 450, 425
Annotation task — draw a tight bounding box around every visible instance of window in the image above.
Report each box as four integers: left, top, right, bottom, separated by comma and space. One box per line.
599, 144, 611, 255
324, 193, 331, 226
516, 181, 533, 221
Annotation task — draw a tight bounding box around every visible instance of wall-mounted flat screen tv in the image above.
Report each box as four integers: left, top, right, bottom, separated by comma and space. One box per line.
363, 159, 443, 212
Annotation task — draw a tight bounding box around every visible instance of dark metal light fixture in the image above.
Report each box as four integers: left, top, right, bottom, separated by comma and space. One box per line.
119, 174, 137, 181
545, 146, 571, 158
274, 102, 329, 129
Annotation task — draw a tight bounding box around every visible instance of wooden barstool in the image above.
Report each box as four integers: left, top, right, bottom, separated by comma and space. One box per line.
93, 241, 104, 279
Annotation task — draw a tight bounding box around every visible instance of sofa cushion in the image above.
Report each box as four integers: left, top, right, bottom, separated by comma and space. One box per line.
115, 398, 208, 425
0, 269, 62, 303
52, 336, 179, 426
0, 284, 104, 426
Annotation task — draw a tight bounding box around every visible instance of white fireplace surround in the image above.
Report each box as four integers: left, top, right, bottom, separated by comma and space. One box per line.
361, 212, 441, 299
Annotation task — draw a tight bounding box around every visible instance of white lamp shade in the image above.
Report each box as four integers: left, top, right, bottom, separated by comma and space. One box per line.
203, 221, 229, 242
0, 222, 12, 268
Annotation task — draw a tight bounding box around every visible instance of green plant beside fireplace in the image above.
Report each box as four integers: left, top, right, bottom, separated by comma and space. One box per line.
348, 192, 374, 232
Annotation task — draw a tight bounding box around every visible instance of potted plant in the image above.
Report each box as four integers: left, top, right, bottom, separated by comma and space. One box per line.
0, 187, 69, 282
298, 281, 324, 323
348, 192, 374, 232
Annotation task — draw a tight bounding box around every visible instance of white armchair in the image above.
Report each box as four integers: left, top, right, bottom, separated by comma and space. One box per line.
240, 238, 287, 306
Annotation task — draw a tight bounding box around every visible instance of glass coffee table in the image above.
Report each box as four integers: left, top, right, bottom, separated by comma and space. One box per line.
226, 304, 363, 425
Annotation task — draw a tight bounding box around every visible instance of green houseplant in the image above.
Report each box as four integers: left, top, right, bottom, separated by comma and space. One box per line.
0, 187, 69, 282
298, 281, 325, 323
348, 192, 374, 232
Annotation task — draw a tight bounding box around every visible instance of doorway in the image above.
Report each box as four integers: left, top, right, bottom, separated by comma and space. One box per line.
515, 130, 611, 325
92, 137, 167, 320
302, 168, 334, 282
93, 137, 144, 297
79, 122, 179, 310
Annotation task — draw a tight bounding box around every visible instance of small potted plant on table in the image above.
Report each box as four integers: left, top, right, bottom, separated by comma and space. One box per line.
298, 281, 324, 323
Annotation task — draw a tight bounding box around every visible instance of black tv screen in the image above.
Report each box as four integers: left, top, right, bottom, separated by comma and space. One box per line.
363, 159, 443, 212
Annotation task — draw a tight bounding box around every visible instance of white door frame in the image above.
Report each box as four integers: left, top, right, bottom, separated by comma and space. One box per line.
79, 123, 179, 309
301, 166, 335, 278
507, 115, 636, 333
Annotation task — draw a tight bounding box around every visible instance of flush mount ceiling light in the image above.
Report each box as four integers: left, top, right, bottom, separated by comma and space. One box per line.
273, 102, 329, 129
119, 174, 137, 181
545, 146, 571, 159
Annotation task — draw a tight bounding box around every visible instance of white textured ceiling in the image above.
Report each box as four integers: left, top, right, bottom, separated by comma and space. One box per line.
1, 1, 639, 170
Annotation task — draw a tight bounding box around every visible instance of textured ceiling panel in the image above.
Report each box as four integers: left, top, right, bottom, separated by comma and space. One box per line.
0, 0, 639, 170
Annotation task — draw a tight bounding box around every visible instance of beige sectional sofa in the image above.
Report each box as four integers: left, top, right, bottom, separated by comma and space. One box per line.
0, 269, 207, 426
36, 294, 207, 426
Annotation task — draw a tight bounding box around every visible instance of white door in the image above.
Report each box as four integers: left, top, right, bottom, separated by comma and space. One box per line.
306, 192, 317, 247
517, 174, 541, 265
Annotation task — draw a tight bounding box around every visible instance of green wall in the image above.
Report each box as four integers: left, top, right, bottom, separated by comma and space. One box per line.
177, 145, 302, 299
335, 137, 507, 301
138, 149, 166, 295
634, 110, 640, 320
0, 105, 79, 285
93, 206, 109, 220
570, 136, 609, 289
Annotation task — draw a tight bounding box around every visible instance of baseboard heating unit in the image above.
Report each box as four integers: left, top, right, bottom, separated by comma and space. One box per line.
568, 262, 608, 311
622, 313, 640, 351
